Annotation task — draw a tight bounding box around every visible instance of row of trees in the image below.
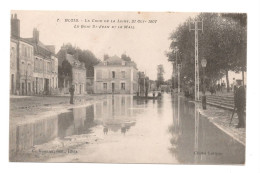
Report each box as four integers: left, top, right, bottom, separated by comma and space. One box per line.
157, 64, 165, 88
167, 13, 247, 92
103, 53, 132, 62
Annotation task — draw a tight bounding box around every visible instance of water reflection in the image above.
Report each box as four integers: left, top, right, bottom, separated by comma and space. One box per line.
10, 105, 95, 159
10, 94, 245, 164
94, 95, 136, 134
10, 95, 137, 159
168, 96, 245, 164
9, 116, 59, 159
58, 106, 95, 138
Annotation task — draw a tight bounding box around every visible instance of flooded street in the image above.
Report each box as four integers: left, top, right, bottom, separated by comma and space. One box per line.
10, 93, 245, 164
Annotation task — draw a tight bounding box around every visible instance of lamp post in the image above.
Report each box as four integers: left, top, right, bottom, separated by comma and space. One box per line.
173, 46, 179, 93
201, 58, 207, 109
177, 63, 182, 93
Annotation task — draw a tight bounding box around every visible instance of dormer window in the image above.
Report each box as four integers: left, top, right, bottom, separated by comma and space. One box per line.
122, 61, 126, 66
104, 61, 107, 65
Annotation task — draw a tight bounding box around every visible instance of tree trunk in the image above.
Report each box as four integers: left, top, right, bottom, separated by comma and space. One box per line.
225, 70, 230, 92
242, 70, 245, 86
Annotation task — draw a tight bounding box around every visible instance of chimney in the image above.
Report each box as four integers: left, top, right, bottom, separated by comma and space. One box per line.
33, 28, 39, 43
11, 13, 20, 38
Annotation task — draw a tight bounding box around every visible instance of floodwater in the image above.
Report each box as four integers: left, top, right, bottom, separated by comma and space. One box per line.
9, 93, 245, 164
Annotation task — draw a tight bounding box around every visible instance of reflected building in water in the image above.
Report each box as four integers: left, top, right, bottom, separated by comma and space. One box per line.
10, 105, 95, 161
94, 95, 136, 132
10, 95, 137, 161
10, 116, 58, 160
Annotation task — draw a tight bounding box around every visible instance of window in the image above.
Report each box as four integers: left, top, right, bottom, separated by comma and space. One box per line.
27, 64, 31, 76
52, 60, 55, 72
41, 59, 43, 72
25, 47, 28, 58
112, 71, 115, 78
21, 61, 25, 75
56, 77, 58, 88
22, 45, 24, 57
22, 45, 25, 57
103, 83, 107, 90
11, 47, 15, 68
121, 71, 125, 78
121, 83, 125, 90
49, 62, 51, 73
34, 58, 37, 71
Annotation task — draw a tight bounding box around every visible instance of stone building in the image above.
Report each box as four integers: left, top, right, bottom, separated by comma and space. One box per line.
10, 14, 34, 95
24, 28, 58, 95
10, 38, 18, 94
10, 14, 58, 95
94, 55, 138, 94
58, 53, 86, 95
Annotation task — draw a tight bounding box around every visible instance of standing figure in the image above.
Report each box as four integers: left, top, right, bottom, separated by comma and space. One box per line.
69, 85, 75, 104
217, 83, 219, 92
145, 88, 148, 98
153, 90, 156, 98
103, 126, 108, 135
121, 126, 126, 135
221, 81, 225, 92
234, 80, 246, 128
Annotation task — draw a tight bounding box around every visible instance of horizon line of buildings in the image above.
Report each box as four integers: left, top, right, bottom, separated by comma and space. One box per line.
10, 14, 144, 95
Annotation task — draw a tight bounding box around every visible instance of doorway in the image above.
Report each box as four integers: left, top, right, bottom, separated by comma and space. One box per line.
44, 78, 49, 94
79, 84, 82, 94
11, 74, 14, 94
33, 81, 34, 94
21, 83, 24, 95
36, 78, 38, 94
28, 83, 31, 95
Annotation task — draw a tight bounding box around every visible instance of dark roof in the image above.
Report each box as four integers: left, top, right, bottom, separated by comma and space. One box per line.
95, 55, 137, 68
10, 36, 34, 46
23, 38, 54, 58
66, 54, 86, 69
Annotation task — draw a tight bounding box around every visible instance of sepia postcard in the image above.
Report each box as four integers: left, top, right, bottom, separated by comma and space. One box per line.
9, 10, 246, 164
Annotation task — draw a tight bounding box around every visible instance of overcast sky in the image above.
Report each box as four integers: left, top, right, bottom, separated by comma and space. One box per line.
12, 11, 198, 80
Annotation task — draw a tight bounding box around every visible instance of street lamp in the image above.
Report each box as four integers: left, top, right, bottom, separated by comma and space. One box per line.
173, 46, 179, 93
201, 58, 207, 109
177, 63, 182, 93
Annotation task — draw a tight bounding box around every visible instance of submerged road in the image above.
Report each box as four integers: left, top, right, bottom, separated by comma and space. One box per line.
10, 93, 245, 164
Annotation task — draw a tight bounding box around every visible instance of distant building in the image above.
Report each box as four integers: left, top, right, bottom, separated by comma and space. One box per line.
57, 53, 86, 95
219, 71, 247, 87
94, 55, 138, 94
10, 14, 58, 95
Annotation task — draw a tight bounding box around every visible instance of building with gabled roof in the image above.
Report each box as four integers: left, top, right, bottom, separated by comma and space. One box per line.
57, 51, 86, 95
10, 13, 59, 95
94, 55, 138, 94
23, 28, 58, 95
